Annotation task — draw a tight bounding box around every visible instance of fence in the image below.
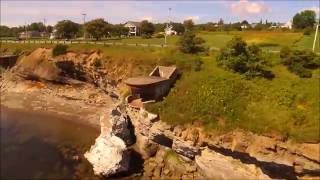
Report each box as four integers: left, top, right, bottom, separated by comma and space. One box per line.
0, 39, 170, 48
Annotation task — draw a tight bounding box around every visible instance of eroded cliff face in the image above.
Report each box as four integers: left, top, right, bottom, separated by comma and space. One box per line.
122, 106, 320, 179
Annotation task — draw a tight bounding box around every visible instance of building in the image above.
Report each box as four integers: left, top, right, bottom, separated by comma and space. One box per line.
165, 25, 177, 36
280, 21, 292, 29
19, 31, 41, 39
125, 66, 179, 101
124, 21, 141, 36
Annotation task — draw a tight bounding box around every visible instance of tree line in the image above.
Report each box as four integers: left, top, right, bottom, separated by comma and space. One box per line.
1, 9, 317, 38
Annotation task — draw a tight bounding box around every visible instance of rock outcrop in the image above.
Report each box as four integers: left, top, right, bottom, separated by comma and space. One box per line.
195, 148, 271, 180
84, 106, 134, 177
84, 134, 130, 176
110, 107, 135, 146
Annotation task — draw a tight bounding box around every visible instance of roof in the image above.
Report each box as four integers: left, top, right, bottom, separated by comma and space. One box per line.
125, 21, 141, 27
149, 66, 177, 79
125, 76, 167, 86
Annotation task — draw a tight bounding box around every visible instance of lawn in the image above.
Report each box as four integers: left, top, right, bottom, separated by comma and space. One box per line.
2, 30, 318, 52
147, 52, 320, 142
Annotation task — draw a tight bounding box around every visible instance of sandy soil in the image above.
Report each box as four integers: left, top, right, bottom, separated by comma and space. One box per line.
0, 76, 117, 129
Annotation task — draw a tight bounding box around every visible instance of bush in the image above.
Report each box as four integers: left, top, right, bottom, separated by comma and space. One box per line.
178, 31, 205, 54
217, 37, 273, 79
52, 44, 68, 57
280, 47, 319, 78
303, 27, 313, 35
155, 33, 164, 38
13, 48, 22, 55
141, 34, 152, 39
93, 58, 103, 68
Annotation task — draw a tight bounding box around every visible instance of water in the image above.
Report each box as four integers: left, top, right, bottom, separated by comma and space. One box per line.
0, 106, 101, 180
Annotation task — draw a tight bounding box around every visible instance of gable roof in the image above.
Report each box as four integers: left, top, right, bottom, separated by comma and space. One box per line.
125, 21, 142, 27
149, 66, 177, 79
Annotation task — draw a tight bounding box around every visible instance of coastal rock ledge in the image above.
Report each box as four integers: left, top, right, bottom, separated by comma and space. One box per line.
84, 106, 133, 177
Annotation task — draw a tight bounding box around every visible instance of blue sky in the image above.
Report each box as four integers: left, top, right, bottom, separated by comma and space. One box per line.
1, 0, 319, 27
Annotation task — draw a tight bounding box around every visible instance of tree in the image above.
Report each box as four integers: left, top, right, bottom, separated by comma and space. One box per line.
241, 20, 249, 25
27, 22, 46, 32
110, 24, 129, 38
178, 31, 205, 54
85, 18, 111, 40
217, 37, 273, 79
140, 20, 155, 37
183, 19, 194, 31
293, 10, 316, 29
172, 23, 185, 34
0, 25, 13, 37
55, 20, 80, 39
218, 18, 224, 25
46, 25, 53, 33
154, 23, 166, 33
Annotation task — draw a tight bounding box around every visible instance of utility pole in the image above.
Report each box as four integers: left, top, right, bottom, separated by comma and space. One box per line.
164, 8, 171, 45
24, 22, 27, 40
313, 24, 319, 52
312, 4, 319, 52
82, 13, 87, 40
43, 18, 47, 35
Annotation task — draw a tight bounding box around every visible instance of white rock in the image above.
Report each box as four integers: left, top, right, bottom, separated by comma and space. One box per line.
84, 134, 130, 176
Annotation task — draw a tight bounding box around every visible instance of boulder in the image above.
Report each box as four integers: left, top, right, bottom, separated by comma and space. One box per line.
110, 107, 135, 146
195, 148, 271, 180
84, 134, 130, 176
149, 121, 174, 148
172, 137, 200, 159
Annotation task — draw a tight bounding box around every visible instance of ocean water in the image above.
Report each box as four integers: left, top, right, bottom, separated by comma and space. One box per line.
0, 106, 101, 180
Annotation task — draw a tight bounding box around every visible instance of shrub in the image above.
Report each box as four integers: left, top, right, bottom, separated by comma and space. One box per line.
280, 47, 319, 78
217, 37, 273, 79
141, 34, 152, 39
155, 33, 164, 38
13, 48, 22, 55
52, 44, 68, 57
178, 31, 205, 54
303, 27, 313, 35
93, 58, 103, 68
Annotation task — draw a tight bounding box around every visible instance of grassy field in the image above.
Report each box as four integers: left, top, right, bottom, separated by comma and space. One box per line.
1, 39, 319, 142
147, 52, 320, 143
3, 30, 318, 52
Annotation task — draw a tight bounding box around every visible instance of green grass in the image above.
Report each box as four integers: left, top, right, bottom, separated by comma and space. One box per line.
147, 52, 320, 143
2, 30, 318, 52
294, 32, 320, 52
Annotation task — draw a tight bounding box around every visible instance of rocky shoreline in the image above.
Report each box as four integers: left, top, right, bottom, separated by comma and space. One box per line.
1, 48, 319, 179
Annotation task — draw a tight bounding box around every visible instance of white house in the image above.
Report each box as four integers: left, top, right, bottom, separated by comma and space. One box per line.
164, 25, 177, 36
280, 20, 292, 29
124, 21, 141, 36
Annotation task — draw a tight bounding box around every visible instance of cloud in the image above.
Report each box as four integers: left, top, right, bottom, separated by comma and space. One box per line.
184, 16, 200, 21
230, 0, 270, 15
139, 16, 153, 21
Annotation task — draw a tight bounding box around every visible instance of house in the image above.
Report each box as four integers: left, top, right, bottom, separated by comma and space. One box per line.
165, 25, 177, 36
124, 21, 141, 36
125, 66, 178, 102
280, 21, 292, 29
241, 24, 248, 29
19, 31, 41, 39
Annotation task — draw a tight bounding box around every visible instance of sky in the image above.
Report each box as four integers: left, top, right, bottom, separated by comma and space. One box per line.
1, 0, 319, 27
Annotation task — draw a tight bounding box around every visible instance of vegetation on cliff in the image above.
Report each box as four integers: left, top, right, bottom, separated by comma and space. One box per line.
1, 42, 319, 142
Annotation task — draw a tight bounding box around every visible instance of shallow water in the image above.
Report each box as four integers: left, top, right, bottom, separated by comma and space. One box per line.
0, 106, 101, 179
